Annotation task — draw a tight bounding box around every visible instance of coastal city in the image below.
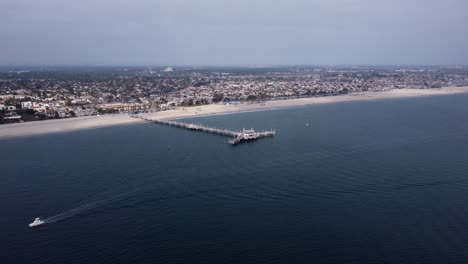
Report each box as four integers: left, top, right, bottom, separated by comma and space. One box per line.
5, 0, 468, 263
1, 65, 467, 124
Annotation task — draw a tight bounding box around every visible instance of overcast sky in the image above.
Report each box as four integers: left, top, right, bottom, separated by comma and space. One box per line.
1, 0, 467, 65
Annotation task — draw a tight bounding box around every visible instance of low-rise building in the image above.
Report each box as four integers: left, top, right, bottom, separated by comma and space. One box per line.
21, 101, 33, 109
3, 111, 22, 122
74, 107, 97, 117
4, 105, 16, 111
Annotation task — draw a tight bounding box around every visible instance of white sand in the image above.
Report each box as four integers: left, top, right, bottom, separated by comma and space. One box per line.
147, 86, 468, 120
1, 86, 467, 139
0, 114, 141, 140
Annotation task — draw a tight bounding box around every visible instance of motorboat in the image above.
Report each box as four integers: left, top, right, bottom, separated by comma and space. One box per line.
29, 217, 45, 227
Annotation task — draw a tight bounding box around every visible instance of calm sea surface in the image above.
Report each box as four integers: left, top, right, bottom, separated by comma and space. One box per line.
2, 94, 468, 263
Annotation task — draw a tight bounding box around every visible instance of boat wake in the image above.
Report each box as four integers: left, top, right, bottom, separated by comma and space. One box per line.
43, 190, 138, 225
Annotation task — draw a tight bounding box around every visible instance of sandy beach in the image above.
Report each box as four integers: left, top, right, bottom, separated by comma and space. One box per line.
0, 114, 141, 140
1, 86, 467, 139
147, 86, 468, 120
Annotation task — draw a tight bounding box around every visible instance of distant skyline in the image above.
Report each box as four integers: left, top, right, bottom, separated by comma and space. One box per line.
1, 0, 468, 66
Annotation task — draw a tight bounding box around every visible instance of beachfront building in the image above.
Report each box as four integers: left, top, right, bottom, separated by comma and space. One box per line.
74, 107, 97, 117
4, 105, 16, 111
21, 101, 33, 109
2, 111, 22, 122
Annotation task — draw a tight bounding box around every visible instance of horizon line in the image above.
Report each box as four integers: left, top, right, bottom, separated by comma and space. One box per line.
1, 64, 467, 68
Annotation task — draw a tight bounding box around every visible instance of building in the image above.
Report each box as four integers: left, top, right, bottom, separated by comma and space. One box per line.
57, 110, 69, 118
21, 101, 33, 109
4, 105, 16, 111
74, 108, 97, 117
3, 111, 22, 122
98, 103, 131, 111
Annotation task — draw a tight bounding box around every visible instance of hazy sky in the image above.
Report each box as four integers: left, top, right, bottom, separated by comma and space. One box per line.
1, 0, 467, 65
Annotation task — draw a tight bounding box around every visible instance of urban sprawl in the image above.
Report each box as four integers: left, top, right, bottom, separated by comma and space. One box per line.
1, 66, 467, 124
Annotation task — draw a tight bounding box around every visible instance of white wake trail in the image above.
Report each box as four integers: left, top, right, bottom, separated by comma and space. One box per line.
43, 190, 138, 224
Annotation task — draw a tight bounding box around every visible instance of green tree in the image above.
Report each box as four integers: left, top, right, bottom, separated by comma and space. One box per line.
65, 99, 73, 107
246, 95, 257, 101
212, 93, 224, 103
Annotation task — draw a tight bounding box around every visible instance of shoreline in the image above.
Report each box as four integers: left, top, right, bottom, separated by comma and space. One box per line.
146, 86, 468, 121
1, 86, 467, 139
0, 114, 142, 140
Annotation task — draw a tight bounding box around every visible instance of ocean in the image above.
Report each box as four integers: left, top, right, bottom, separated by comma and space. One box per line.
2, 94, 468, 263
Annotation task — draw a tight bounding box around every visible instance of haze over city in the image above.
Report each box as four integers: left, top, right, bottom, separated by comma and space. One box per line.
1, 0, 468, 66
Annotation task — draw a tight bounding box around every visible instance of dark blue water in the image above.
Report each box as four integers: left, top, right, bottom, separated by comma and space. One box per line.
2, 95, 468, 263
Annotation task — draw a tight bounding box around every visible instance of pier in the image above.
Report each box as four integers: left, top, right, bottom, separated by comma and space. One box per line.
132, 114, 275, 145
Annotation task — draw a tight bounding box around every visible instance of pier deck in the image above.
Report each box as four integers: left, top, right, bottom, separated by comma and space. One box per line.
132, 114, 275, 145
